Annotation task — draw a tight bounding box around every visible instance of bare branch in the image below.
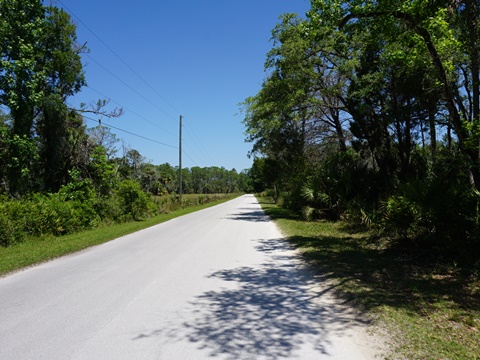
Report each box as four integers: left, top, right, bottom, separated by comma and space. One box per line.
79, 99, 124, 119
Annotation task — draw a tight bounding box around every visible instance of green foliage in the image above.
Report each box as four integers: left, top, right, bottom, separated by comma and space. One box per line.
59, 169, 95, 202
0, 1, 85, 138
0, 1, 87, 195
260, 199, 480, 359
88, 146, 118, 195
379, 152, 480, 259
5, 131, 39, 195
382, 195, 422, 238
0, 208, 22, 247
0, 0, 45, 136
241, 0, 480, 264
116, 180, 153, 221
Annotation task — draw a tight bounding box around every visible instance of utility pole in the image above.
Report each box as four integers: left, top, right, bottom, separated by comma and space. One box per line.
179, 115, 183, 198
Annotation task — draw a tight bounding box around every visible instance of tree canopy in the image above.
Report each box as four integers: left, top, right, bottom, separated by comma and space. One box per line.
242, 0, 480, 260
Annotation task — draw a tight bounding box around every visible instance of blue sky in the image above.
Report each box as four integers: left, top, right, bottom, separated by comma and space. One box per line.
57, 0, 310, 172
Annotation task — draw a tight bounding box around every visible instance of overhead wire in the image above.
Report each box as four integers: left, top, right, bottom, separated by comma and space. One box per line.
182, 150, 199, 166
57, 0, 181, 116
85, 85, 177, 137
84, 115, 200, 166
183, 122, 214, 165
58, 1, 208, 167
84, 54, 176, 121
83, 115, 177, 150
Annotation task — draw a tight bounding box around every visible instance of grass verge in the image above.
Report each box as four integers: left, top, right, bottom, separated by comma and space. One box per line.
259, 198, 480, 360
0, 194, 239, 276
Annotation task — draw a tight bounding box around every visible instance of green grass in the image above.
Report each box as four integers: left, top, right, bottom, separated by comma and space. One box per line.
0, 194, 239, 276
259, 198, 480, 360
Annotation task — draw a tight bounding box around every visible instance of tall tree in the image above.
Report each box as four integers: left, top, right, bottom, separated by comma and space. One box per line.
0, 0, 45, 137
242, 13, 353, 194
310, 0, 480, 185
0, 1, 86, 193
37, 6, 86, 191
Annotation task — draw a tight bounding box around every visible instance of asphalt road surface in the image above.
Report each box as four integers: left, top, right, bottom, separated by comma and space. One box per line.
0, 195, 381, 359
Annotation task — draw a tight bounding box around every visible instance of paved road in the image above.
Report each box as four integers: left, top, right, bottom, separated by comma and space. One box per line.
0, 195, 379, 359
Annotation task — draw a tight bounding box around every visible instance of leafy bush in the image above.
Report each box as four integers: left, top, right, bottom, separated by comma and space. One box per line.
26, 194, 77, 236
300, 179, 332, 221
0, 172, 101, 241
382, 195, 422, 238
116, 180, 153, 220
281, 149, 383, 220
59, 169, 96, 202
0, 210, 22, 246
380, 155, 480, 260
93, 195, 122, 223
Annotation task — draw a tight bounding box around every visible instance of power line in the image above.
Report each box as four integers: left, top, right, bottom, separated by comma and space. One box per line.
57, 2, 207, 168
57, 0, 181, 115
84, 115, 200, 166
183, 150, 199, 166
83, 115, 178, 150
85, 85, 177, 137
183, 121, 214, 165
84, 54, 176, 121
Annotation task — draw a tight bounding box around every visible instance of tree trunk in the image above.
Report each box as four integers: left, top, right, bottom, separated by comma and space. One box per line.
332, 107, 347, 152
465, 0, 479, 124
428, 105, 437, 158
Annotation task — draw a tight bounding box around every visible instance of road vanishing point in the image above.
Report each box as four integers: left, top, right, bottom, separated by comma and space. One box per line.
0, 195, 382, 359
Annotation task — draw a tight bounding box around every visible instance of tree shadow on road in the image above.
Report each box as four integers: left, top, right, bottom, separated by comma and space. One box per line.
181, 239, 369, 359
224, 210, 271, 222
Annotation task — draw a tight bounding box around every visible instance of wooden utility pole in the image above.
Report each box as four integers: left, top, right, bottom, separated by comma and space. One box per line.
179, 115, 183, 198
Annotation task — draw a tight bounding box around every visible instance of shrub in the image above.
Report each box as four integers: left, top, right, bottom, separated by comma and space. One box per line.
381, 167, 480, 260
94, 195, 122, 223
382, 195, 422, 238
116, 180, 152, 220
0, 211, 22, 247
27, 194, 77, 236
59, 169, 95, 202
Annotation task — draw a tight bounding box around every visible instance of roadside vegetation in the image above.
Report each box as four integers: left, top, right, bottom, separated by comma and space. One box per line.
241, 1, 480, 268
0, 193, 238, 276
259, 197, 480, 360
0, 1, 249, 270
242, 1, 480, 358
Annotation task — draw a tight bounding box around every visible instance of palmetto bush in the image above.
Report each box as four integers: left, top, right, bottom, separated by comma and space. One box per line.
381, 157, 480, 259
300, 179, 332, 221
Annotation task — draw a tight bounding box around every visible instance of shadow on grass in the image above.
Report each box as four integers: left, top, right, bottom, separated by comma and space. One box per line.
262, 207, 480, 321
261, 206, 300, 221
293, 235, 479, 314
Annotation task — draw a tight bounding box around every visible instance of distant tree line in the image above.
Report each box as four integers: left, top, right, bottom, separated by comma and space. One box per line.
241, 0, 480, 262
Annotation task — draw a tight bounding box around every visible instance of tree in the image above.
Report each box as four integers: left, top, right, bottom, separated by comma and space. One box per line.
310, 0, 480, 186
0, 0, 45, 137
124, 149, 144, 180
0, 1, 87, 194
37, 6, 86, 191
241, 13, 354, 196
87, 145, 118, 196
87, 125, 119, 159
157, 163, 177, 193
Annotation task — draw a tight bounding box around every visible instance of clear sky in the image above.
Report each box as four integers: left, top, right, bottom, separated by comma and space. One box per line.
56, 0, 310, 172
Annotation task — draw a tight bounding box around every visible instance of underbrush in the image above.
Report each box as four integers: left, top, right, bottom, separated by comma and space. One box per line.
152, 193, 235, 213
0, 193, 239, 275
259, 198, 480, 360
0, 174, 240, 248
